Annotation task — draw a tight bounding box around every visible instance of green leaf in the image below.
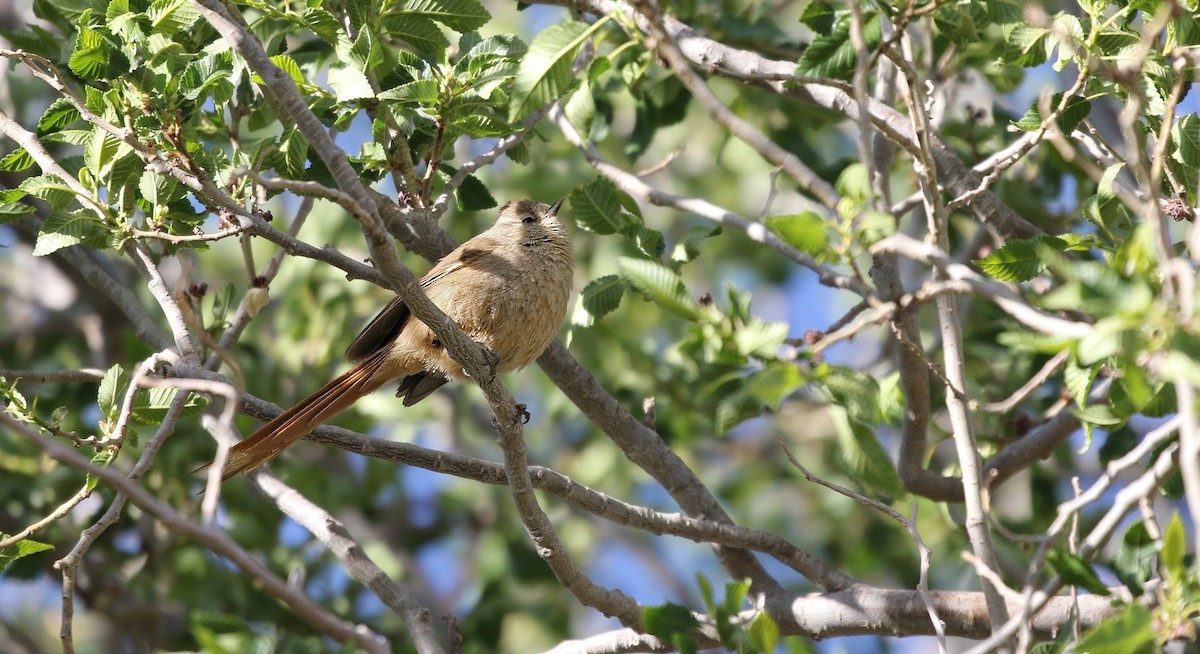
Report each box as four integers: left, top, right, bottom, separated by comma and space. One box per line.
745, 362, 803, 407
1069, 403, 1123, 428
714, 578, 751, 645
40, 129, 93, 145
181, 52, 234, 104
1074, 603, 1152, 654
1172, 113, 1200, 168
797, 13, 882, 80
767, 212, 828, 258
0, 537, 54, 573
381, 14, 450, 58
97, 364, 126, 423
696, 572, 715, 613
618, 257, 704, 321
33, 209, 109, 256
1063, 355, 1099, 408
1011, 93, 1092, 133
820, 365, 882, 424
37, 97, 82, 134
973, 234, 1099, 282
278, 126, 309, 179
0, 148, 34, 172
672, 225, 721, 263
83, 449, 112, 493
836, 162, 872, 201
563, 79, 596, 141
800, 2, 836, 31
148, 0, 200, 34
20, 174, 76, 210
1115, 521, 1155, 597
1161, 512, 1186, 582
453, 114, 512, 138
451, 169, 496, 212
293, 7, 340, 42
1046, 549, 1111, 595
85, 127, 120, 178
747, 612, 779, 653
138, 168, 184, 207
830, 406, 905, 498
569, 177, 629, 235
620, 224, 665, 259
986, 0, 1024, 23
378, 79, 440, 104
132, 388, 206, 424
509, 20, 603, 122
401, 0, 489, 32
1007, 24, 1049, 67
642, 603, 700, 654
269, 54, 306, 87
0, 201, 36, 224
735, 320, 789, 359
579, 274, 624, 322
69, 26, 109, 80
720, 578, 750, 617
328, 64, 375, 102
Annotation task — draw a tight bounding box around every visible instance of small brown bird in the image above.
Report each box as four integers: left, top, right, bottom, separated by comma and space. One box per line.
211, 198, 573, 479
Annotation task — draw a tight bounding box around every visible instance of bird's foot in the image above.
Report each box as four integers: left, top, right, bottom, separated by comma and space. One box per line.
479, 344, 500, 381
490, 403, 530, 429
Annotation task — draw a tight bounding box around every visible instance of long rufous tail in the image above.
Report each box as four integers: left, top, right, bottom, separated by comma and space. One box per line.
211, 351, 389, 480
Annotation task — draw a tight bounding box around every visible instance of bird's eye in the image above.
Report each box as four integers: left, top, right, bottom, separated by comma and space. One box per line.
522, 216, 536, 224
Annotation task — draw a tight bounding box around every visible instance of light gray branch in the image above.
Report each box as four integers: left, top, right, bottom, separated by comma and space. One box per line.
3, 412, 390, 654
254, 473, 447, 654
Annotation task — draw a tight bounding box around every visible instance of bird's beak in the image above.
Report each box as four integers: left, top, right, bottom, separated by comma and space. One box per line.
546, 197, 564, 217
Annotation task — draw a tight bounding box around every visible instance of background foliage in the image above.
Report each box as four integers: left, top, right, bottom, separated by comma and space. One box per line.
2, 0, 1200, 652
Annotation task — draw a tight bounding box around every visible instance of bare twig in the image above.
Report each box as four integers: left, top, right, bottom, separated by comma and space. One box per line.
1, 413, 391, 654
636, 2, 841, 211
128, 225, 248, 243
782, 440, 948, 653
871, 233, 1091, 339
125, 242, 199, 362
255, 473, 447, 654
429, 104, 556, 221
972, 351, 1069, 414
891, 28, 1009, 629
0, 486, 92, 549
549, 106, 870, 297
0, 368, 106, 383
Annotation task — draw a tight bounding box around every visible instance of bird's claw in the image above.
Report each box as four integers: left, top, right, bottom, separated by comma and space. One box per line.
479, 344, 501, 381
490, 403, 530, 429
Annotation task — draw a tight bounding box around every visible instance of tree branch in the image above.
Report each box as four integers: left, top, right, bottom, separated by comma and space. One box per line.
2, 412, 391, 654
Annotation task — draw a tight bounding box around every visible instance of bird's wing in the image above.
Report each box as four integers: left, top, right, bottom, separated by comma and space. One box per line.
343, 236, 499, 361
344, 294, 411, 361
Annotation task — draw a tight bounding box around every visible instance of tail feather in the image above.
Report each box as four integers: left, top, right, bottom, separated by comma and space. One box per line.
215, 352, 389, 480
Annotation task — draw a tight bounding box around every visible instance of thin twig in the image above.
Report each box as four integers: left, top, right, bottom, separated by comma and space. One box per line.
128, 225, 248, 243
549, 106, 870, 297
0, 368, 107, 383
636, 2, 841, 211
0, 487, 92, 549
2, 413, 391, 654
972, 350, 1070, 414
871, 233, 1091, 339
255, 473, 447, 654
